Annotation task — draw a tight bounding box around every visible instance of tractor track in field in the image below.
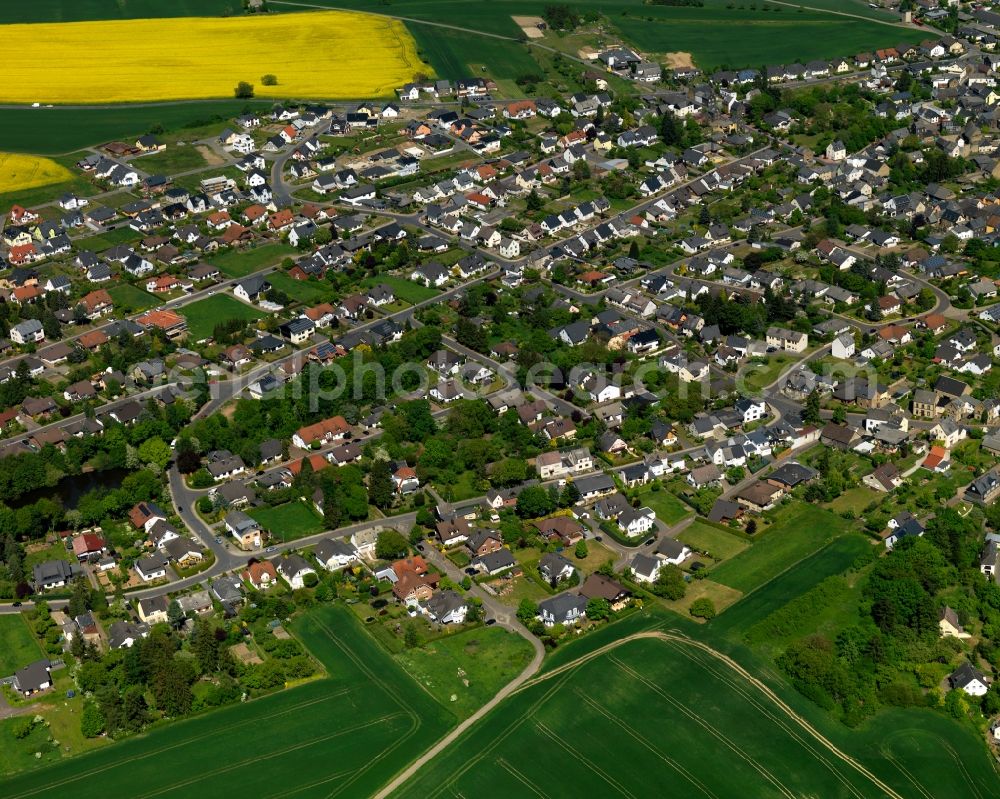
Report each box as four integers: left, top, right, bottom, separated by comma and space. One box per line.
375, 629, 908, 799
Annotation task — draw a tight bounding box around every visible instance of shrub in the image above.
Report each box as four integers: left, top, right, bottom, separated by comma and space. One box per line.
689, 598, 716, 619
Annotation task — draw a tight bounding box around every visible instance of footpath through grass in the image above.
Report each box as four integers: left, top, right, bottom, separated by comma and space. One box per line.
0, 605, 454, 798
390, 629, 997, 799
394, 625, 535, 719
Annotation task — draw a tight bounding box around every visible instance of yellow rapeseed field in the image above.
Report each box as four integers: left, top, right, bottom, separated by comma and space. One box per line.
0, 153, 73, 193
0, 11, 431, 103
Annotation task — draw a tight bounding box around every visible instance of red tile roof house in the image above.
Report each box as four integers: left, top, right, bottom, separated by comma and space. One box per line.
72, 532, 107, 562
146, 274, 180, 293
243, 559, 279, 590
292, 415, 350, 449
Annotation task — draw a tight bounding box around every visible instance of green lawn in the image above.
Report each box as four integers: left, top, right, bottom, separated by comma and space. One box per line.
677, 519, 749, 561
739, 354, 796, 394
72, 225, 140, 253
436, 470, 482, 503
709, 501, 853, 594
24, 542, 72, 570
394, 625, 535, 719
180, 294, 265, 341
390, 629, 1000, 799
826, 485, 880, 515
250, 501, 326, 543
364, 275, 440, 305
0, 605, 455, 795
743, 571, 864, 655
410, 25, 542, 81
132, 145, 208, 175
636, 486, 692, 526
107, 284, 159, 314
268, 271, 333, 305
0, 614, 45, 676
212, 243, 296, 278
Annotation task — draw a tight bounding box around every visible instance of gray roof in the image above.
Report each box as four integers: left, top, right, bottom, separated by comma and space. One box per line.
136, 552, 169, 574
32, 559, 78, 585
107, 620, 149, 649
538, 552, 574, 578
656, 538, 687, 559
314, 537, 356, 563
13, 659, 51, 692
210, 575, 245, 604
424, 589, 466, 620
538, 592, 588, 620
474, 548, 516, 573
767, 461, 817, 487
631, 553, 660, 577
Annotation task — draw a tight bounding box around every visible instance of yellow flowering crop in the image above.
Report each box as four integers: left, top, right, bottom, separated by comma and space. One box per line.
0, 153, 72, 193
0, 11, 432, 103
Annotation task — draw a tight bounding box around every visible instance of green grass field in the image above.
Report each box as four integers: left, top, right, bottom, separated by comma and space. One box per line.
107, 284, 159, 314
613, 4, 923, 70
0, 614, 45, 676
0, 605, 455, 794
709, 533, 872, 638
212, 243, 295, 278
411, 25, 541, 81
75, 226, 141, 252
709, 501, 853, 593
0, 0, 240, 23
132, 144, 208, 175
250, 501, 326, 543
364, 275, 440, 305
268, 271, 333, 305
636, 486, 692, 526
0, 102, 271, 155
394, 625, 535, 719
301, 0, 920, 73
180, 294, 266, 341
390, 627, 1000, 799
827, 485, 881, 515
677, 519, 749, 561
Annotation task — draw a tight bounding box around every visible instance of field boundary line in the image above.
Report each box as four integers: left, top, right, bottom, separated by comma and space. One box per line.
714, 532, 853, 603
765, 0, 917, 27
879, 748, 935, 799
